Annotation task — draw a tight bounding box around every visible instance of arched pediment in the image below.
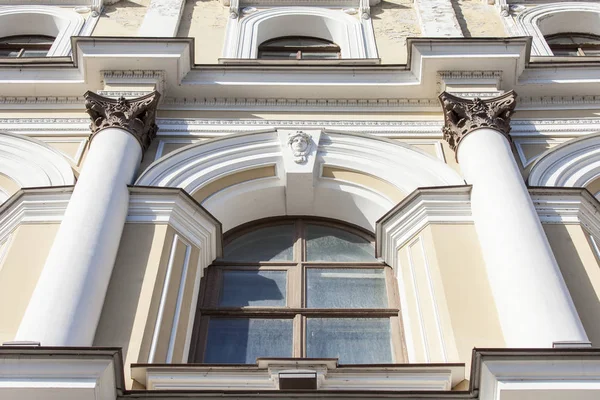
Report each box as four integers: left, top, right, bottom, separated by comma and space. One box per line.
528, 132, 600, 188
136, 130, 464, 231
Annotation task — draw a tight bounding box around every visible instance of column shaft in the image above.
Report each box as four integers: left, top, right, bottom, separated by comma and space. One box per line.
439, 91, 588, 347
458, 128, 587, 347
16, 92, 159, 346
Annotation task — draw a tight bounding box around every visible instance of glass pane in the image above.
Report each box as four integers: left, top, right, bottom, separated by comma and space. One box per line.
306, 224, 375, 262
224, 224, 294, 261
0, 49, 20, 57
258, 51, 299, 59
306, 318, 392, 364
219, 270, 286, 307
551, 48, 579, 56
307, 268, 387, 308
302, 52, 339, 59
21, 50, 49, 58
204, 318, 292, 363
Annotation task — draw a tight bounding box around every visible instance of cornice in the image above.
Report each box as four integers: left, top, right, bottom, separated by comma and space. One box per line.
0, 187, 223, 263
376, 186, 600, 273
1, 118, 600, 138
0, 95, 598, 111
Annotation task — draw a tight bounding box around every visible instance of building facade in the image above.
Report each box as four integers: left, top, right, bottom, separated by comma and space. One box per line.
1, 0, 600, 399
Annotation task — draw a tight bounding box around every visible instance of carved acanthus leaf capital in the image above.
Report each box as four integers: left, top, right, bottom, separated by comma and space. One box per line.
438, 91, 517, 152
84, 91, 161, 152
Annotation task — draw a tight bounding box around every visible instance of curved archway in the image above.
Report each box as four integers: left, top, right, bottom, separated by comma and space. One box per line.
515, 2, 600, 56
136, 130, 463, 231
0, 6, 84, 57
528, 132, 600, 188
223, 7, 378, 59
0, 132, 75, 199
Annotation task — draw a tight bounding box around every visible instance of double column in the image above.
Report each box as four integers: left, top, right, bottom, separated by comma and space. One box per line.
16, 92, 160, 346
439, 92, 588, 348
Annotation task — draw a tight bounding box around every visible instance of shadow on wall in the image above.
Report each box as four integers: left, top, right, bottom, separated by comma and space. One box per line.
545, 223, 600, 346
451, 0, 472, 37
92, 224, 158, 361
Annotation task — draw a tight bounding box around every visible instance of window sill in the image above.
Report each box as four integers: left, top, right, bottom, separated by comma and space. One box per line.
131, 360, 465, 391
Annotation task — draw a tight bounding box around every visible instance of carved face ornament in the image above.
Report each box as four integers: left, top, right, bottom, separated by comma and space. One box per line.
287, 131, 312, 163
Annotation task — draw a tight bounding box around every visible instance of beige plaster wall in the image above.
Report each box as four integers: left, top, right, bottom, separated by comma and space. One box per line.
192, 165, 276, 203
94, 223, 170, 386
322, 166, 406, 202
453, 0, 506, 37
0, 224, 59, 344
93, 0, 150, 36
545, 224, 600, 346
95, 223, 202, 388
429, 224, 504, 372
0, 173, 20, 201
371, 0, 420, 64
177, 0, 228, 64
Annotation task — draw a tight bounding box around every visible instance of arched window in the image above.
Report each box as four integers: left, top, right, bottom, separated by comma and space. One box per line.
190, 218, 405, 364
0, 35, 55, 58
258, 36, 341, 60
545, 33, 600, 56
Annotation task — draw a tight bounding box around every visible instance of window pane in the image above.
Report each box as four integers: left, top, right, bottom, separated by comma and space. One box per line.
224, 224, 294, 261
219, 270, 286, 307
306, 268, 387, 308
306, 224, 375, 262
306, 318, 392, 364
204, 318, 293, 363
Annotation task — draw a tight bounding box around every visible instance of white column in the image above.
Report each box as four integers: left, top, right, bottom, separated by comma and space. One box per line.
16, 92, 159, 346
439, 91, 588, 348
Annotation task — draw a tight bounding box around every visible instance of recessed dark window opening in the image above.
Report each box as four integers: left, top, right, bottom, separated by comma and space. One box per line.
258, 36, 341, 60
546, 33, 600, 57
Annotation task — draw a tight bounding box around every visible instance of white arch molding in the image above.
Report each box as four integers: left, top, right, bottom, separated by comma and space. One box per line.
528, 132, 600, 188
0, 6, 84, 57
513, 2, 600, 56
136, 130, 463, 232
223, 7, 378, 59
0, 132, 75, 195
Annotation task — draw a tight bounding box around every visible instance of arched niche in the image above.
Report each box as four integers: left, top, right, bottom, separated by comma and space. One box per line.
528, 132, 600, 189
136, 130, 463, 232
515, 2, 600, 56
0, 6, 84, 57
0, 132, 75, 199
223, 7, 378, 59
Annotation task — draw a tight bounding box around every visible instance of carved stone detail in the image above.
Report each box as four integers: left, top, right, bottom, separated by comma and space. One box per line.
84, 91, 160, 152
287, 131, 312, 163
438, 91, 517, 152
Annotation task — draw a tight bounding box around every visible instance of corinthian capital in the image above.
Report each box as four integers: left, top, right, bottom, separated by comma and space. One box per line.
84, 91, 161, 152
438, 91, 517, 152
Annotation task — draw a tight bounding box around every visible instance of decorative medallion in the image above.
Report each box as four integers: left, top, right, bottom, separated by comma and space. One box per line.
84, 91, 161, 152
438, 91, 517, 152
287, 131, 312, 163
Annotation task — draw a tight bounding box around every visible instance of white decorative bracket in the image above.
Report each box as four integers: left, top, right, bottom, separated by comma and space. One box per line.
359, 0, 370, 20
277, 129, 322, 215
230, 0, 239, 19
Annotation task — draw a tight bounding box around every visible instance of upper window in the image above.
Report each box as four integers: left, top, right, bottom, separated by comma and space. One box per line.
258, 36, 341, 60
0, 35, 54, 58
190, 218, 405, 365
546, 33, 600, 56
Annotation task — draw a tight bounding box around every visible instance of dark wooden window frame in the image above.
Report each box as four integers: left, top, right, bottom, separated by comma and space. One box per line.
546, 32, 600, 56
0, 35, 55, 58
257, 36, 341, 60
189, 217, 407, 364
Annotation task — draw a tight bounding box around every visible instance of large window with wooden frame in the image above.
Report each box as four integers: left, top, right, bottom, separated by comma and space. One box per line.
546, 33, 600, 56
190, 218, 406, 365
